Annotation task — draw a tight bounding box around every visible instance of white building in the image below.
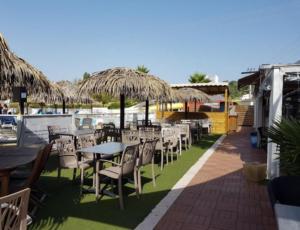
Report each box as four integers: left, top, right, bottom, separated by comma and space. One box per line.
238, 63, 300, 178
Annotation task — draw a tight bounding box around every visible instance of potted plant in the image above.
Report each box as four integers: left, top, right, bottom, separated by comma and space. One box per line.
267, 118, 300, 207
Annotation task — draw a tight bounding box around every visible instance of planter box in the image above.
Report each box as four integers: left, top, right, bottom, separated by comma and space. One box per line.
243, 162, 267, 182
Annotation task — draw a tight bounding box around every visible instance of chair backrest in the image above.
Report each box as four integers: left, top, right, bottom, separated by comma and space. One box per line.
139, 139, 158, 166
74, 118, 81, 128
56, 137, 78, 168
139, 128, 155, 142
120, 144, 139, 175
47, 125, 60, 143
77, 134, 96, 160
77, 134, 96, 149
103, 123, 115, 129
176, 124, 189, 136
94, 129, 106, 144
81, 118, 93, 129
25, 143, 53, 188
0, 188, 31, 230
162, 127, 178, 147
122, 130, 140, 145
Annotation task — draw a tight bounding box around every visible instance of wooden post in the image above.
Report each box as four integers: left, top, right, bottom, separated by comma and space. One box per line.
185, 101, 188, 119
62, 99, 66, 114
120, 94, 125, 129
19, 101, 25, 115
145, 99, 149, 126
225, 88, 228, 133
224, 89, 228, 113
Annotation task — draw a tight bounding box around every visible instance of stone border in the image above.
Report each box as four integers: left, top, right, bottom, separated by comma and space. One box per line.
135, 135, 226, 230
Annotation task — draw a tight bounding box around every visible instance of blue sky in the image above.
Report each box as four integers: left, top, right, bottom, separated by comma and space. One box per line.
1, 0, 300, 83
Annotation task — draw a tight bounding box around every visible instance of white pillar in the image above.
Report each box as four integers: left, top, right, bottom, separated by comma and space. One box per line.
267, 68, 283, 178
255, 95, 263, 146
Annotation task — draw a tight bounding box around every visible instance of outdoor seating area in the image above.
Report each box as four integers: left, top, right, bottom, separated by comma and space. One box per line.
0, 115, 220, 229
2, 4, 300, 229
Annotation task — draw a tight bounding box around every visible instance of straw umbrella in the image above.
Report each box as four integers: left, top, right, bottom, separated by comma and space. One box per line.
0, 33, 52, 113
79, 67, 172, 129
173, 87, 210, 118
56, 80, 93, 113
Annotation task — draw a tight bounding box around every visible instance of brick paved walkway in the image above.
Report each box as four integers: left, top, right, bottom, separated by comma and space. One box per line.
155, 127, 277, 230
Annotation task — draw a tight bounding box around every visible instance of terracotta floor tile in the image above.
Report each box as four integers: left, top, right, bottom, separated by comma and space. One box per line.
155, 127, 276, 230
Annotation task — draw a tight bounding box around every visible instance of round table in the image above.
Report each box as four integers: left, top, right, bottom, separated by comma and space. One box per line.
0, 146, 39, 196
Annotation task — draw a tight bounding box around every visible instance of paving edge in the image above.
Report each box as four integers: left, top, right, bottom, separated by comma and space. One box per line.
135, 134, 226, 230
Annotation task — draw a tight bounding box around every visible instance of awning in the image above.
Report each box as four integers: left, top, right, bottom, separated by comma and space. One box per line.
238, 72, 260, 89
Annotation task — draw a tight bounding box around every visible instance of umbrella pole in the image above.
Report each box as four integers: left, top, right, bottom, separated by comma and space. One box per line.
62, 99, 66, 114
90, 103, 93, 114
120, 94, 125, 129
194, 100, 197, 112
145, 99, 149, 126
185, 101, 188, 119
19, 101, 25, 115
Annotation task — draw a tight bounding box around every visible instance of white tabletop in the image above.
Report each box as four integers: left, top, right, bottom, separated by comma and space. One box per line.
77, 142, 131, 155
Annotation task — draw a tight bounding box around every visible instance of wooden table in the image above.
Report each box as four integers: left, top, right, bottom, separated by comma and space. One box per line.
0, 146, 39, 196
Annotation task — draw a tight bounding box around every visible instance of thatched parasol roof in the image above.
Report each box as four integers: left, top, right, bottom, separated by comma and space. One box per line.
28, 82, 64, 104
79, 67, 172, 101
56, 80, 93, 104
173, 87, 210, 102
0, 33, 52, 100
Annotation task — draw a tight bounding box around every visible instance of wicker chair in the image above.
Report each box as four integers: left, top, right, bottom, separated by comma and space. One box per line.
80, 118, 93, 130
121, 130, 140, 145
47, 125, 60, 143
153, 130, 168, 170
136, 140, 158, 194
176, 124, 190, 150
0, 188, 31, 230
77, 134, 96, 163
9, 144, 53, 217
162, 127, 179, 164
95, 144, 139, 210
94, 129, 107, 144
56, 137, 91, 193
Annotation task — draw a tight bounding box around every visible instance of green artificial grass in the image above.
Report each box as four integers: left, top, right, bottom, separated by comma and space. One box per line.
30, 135, 220, 230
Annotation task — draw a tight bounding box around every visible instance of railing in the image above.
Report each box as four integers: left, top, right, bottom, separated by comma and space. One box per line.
0, 112, 156, 144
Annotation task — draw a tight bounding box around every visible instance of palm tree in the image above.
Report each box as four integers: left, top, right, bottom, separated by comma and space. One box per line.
188, 72, 211, 83
137, 65, 150, 74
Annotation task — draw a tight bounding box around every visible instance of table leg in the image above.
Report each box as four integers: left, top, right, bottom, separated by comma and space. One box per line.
0, 171, 10, 197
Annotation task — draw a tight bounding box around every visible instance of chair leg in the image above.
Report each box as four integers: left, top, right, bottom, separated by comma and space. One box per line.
171, 148, 174, 164
138, 169, 142, 194
95, 162, 100, 200
57, 167, 61, 179
80, 168, 84, 195
160, 150, 164, 171
152, 157, 156, 187
118, 177, 124, 210
166, 149, 169, 165
72, 168, 77, 181
134, 168, 139, 198
179, 141, 182, 156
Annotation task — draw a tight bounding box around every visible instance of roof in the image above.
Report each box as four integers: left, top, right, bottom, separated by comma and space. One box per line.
171, 82, 229, 95
237, 72, 260, 89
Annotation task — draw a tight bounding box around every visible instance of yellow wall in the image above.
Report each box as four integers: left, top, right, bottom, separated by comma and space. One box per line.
156, 111, 228, 134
